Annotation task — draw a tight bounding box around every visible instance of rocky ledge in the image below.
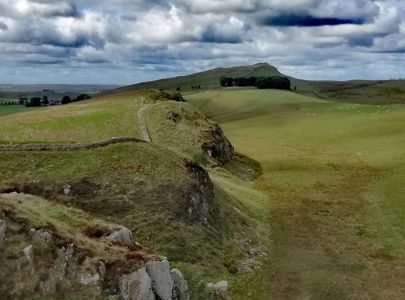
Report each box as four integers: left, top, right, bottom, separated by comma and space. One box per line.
201, 124, 234, 165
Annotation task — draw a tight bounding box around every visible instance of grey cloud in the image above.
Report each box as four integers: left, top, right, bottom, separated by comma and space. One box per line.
0, 0, 404, 84
0, 21, 7, 30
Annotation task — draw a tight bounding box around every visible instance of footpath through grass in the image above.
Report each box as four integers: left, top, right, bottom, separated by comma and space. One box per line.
187, 89, 405, 299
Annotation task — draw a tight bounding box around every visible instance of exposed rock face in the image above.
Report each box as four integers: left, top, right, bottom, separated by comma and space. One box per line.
171, 268, 189, 300
146, 260, 174, 300
23, 245, 34, 265
120, 267, 155, 300
40, 244, 74, 294
184, 161, 215, 224
31, 228, 53, 245
166, 111, 182, 123
201, 124, 234, 165
107, 226, 134, 246
0, 219, 6, 247
77, 257, 101, 286
1, 206, 192, 300
207, 281, 232, 300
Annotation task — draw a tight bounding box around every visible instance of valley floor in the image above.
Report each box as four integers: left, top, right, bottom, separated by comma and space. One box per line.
187, 89, 405, 299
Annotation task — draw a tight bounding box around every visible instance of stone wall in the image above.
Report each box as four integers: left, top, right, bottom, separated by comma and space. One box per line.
0, 137, 145, 152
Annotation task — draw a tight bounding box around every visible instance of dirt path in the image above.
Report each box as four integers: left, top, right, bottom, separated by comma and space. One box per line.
136, 101, 160, 143
137, 105, 153, 142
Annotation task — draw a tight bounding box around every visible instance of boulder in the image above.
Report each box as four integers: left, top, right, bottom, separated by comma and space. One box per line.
171, 268, 189, 300
207, 281, 231, 300
119, 267, 155, 300
146, 260, 174, 300
107, 227, 133, 246
0, 219, 6, 247
77, 257, 101, 286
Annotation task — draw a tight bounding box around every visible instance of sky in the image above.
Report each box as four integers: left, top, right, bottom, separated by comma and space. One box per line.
0, 0, 404, 84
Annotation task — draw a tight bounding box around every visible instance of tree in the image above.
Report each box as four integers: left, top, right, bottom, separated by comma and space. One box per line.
42, 96, 49, 106
26, 97, 41, 107
19, 97, 27, 105
61, 95, 72, 105
176, 87, 181, 92
75, 94, 91, 101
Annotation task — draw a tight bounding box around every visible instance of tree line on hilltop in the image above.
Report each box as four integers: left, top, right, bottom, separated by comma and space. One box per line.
220, 76, 291, 90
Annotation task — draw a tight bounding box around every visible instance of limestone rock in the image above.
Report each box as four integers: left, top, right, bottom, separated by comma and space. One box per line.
146, 260, 174, 300
107, 227, 133, 246
63, 184, 72, 196
171, 268, 189, 300
40, 244, 74, 294
0, 219, 6, 247
31, 228, 53, 245
99, 260, 106, 281
80, 273, 100, 286
201, 124, 234, 165
23, 245, 34, 265
207, 281, 231, 300
166, 111, 182, 123
77, 257, 101, 286
119, 267, 155, 300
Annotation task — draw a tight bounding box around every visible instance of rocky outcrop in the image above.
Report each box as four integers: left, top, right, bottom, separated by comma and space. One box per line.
120, 267, 155, 300
30, 228, 53, 245
40, 244, 75, 294
107, 226, 134, 246
166, 111, 182, 123
119, 259, 191, 300
207, 281, 232, 300
0, 218, 6, 247
146, 260, 175, 300
0, 209, 191, 300
201, 124, 234, 165
183, 161, 215, 224
171, 268, 189, 300
23, 245, 34, 266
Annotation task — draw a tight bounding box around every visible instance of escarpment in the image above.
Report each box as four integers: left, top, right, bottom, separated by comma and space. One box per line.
0, 193, 191, 300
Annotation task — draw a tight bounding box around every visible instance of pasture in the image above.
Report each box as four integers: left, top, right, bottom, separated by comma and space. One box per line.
187, 89, 405, 299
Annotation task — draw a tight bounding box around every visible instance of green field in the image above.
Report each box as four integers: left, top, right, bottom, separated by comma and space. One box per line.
186, 89, 405, 299
2, 78, 405, 299
0, 105, 39, 117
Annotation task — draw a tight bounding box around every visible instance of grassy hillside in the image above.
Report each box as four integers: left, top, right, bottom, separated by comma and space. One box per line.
0, 87, 271, 299
125, 63, 405, 105
186, 89, 405, 299
311, 79, 405, 104
119, 63, 314, 92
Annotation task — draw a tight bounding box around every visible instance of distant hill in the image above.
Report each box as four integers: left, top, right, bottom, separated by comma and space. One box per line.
122, 63, 314, 92
0, 84, 122, 102
123, 63, 405, 105
0, 84, 121, 93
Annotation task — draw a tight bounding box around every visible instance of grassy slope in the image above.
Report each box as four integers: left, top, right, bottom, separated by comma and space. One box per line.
0, 105, 39, 117
0, 89, 151, 144
126, 62, 405, 105
119, 63, 314, 93
0, 88, 270, 299
311, 80, 405, 104
186, 89, 405, 299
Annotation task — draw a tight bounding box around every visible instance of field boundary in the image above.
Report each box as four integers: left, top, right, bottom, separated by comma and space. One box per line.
0, 137, 146, 152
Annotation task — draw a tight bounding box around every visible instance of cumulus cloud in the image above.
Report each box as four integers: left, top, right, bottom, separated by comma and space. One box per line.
0, 0, 404, 84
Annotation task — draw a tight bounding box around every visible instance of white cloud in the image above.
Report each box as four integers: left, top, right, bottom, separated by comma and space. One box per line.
0, 0, 404, 83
